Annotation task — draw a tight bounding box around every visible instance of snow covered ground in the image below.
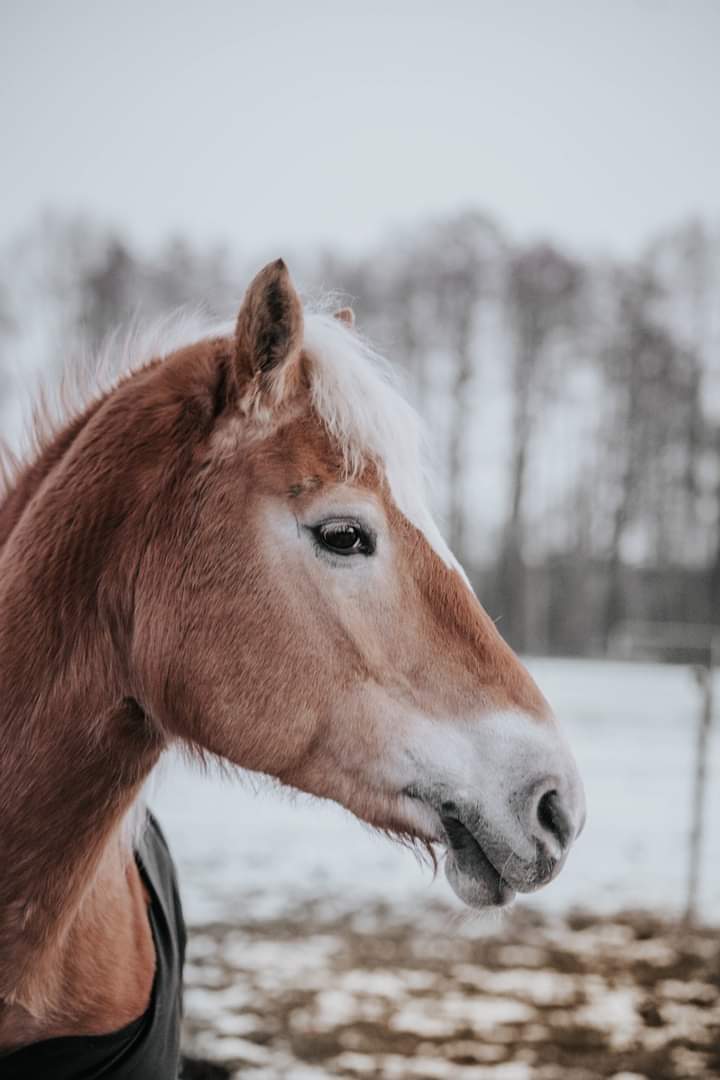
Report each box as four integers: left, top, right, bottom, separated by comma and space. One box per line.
153, 658, 720, 926
180, 906, 720, 1079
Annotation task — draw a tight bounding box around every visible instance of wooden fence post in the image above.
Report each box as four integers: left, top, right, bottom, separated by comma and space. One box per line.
685, 656, 714, 925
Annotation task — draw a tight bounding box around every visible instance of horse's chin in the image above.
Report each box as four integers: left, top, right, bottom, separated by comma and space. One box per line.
378, 795, 515, 910
444, 849, 516, 909
392, 791, 515, 909
441, 815, 516, 910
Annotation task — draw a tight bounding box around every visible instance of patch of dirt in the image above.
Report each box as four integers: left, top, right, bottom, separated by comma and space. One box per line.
181, 903, 720, 1079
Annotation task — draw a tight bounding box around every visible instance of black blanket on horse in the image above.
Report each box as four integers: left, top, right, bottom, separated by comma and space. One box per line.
3, 812, 186, 1079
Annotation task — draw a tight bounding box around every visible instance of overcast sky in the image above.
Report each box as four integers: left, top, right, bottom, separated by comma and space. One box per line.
2, 1, 719, 259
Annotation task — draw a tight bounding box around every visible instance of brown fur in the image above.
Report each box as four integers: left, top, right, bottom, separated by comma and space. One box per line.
0, 261, 549, 1049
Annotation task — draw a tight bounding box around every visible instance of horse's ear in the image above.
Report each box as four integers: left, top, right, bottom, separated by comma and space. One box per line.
334, 307, 355, 328
234, 259, 304, 384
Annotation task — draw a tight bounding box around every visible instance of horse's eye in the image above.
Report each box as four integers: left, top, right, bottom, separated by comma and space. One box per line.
314, 521, 374, 556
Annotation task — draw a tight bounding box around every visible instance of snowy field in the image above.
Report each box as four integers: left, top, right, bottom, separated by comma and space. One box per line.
179, 906, 720, 1079
153, 658, 720, 926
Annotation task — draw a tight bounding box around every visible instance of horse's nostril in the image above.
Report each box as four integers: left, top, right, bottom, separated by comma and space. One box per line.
536, 789, 573, 850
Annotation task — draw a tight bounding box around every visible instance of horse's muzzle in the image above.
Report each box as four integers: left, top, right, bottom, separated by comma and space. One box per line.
412, 774, 586, 909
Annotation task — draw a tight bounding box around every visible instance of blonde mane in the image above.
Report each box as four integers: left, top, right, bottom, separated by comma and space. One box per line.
0, 309, 229, 503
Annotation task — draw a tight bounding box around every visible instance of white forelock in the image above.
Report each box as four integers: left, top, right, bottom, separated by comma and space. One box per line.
302, 311, 458, 569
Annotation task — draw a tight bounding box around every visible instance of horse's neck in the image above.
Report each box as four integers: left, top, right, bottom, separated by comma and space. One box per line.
0, 814, 157, 1048
0, 403, 169, 1043
0, 594, 162, 1042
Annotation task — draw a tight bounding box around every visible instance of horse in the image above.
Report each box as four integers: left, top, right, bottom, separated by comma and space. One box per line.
0, 259, 585, 1075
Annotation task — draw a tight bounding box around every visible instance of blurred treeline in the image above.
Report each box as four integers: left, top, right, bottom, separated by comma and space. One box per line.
0, 211, 718, 656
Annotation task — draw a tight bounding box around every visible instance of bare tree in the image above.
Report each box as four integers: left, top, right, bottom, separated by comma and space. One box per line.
499, 243, 583, 650
80, 239, 137, 349
599, 264, 697, 640
428, 214, 505, 558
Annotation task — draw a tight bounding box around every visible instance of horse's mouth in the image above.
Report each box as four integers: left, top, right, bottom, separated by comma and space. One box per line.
440, 814, 516, 909
401, 788, 515, 909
